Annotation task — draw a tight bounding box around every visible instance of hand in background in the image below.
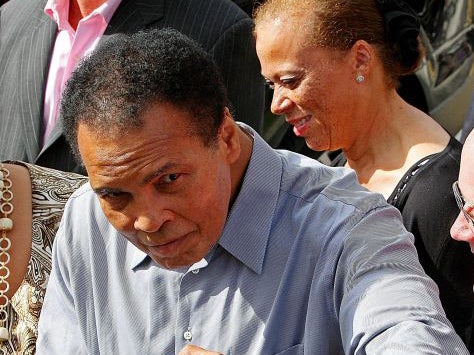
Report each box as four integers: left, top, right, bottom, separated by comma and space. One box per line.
179, 344, 223, 355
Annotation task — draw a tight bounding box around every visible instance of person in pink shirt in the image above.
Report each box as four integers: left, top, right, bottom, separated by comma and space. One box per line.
0, 0, 265, 174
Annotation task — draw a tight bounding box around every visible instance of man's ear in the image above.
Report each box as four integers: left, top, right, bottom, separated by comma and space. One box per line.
218, 107, 241, 164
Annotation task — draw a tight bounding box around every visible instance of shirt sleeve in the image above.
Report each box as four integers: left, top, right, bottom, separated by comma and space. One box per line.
36, 221, 88, 354
335, 204, 470, 354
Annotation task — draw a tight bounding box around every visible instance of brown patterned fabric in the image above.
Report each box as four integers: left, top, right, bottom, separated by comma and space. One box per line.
1, 162, 87, 354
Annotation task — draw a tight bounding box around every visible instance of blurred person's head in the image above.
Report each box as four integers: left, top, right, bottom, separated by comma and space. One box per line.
61, 28, 251, 269
451, 130, 474, 252
253, 0, 421, 152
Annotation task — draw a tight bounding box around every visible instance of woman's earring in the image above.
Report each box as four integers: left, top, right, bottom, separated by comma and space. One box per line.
356, 74, 365, 83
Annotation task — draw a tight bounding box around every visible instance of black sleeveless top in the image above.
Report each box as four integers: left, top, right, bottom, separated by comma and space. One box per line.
332, 137, 474, 351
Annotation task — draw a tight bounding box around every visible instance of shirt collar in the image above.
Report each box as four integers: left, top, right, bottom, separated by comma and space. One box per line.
130, 124, 283, 274
44, 0, 122, 29
217, 124, 282, 274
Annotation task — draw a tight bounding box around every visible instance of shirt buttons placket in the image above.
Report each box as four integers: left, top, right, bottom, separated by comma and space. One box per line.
183, 328, 193, 341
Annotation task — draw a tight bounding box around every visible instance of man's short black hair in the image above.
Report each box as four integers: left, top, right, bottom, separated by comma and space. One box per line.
61, 28, 229, 161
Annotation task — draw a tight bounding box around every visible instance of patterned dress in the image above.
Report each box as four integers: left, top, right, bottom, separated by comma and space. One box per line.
1, 162, 87, 354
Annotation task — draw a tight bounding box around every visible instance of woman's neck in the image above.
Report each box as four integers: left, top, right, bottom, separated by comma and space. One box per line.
344, 93, 405, 170
343, 94, 450, 194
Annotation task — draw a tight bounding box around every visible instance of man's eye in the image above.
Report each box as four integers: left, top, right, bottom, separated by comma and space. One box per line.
97, 189, 125, 200
160, 173, 180, 184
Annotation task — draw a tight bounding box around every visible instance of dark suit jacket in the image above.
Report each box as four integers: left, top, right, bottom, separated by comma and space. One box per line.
0, 0, 264, 174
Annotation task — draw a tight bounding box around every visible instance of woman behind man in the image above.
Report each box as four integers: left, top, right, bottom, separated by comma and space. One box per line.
254, 0, 474, 349
0, 162, 87, 353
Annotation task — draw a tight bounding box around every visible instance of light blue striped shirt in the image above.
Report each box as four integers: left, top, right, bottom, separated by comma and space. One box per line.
37, 125, 468, 354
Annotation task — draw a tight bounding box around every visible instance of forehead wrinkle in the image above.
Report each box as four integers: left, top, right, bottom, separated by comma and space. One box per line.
89, 137, 188, 188
93, 132, 177, 165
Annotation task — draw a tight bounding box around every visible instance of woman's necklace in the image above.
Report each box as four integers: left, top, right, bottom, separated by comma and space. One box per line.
0, 164, 13, 341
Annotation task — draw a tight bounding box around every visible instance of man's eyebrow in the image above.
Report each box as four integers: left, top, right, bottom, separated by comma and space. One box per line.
92, 162, 181, 193
92, 186, 123, 195
142, 162, 180, 185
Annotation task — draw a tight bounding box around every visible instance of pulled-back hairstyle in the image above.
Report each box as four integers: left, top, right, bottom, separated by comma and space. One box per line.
61, 28, 229, 161
254, 0, 422, 87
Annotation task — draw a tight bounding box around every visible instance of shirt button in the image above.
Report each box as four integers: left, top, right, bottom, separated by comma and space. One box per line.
192, 269, 199, 274
183, 330, 193, 341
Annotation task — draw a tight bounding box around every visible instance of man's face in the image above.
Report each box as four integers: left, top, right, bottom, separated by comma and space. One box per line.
78, 103, 238, 269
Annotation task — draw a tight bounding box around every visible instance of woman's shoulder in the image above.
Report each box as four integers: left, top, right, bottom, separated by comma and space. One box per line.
6, 161, 88, 194
387, 140, 461, 225
8, 161, 87, 180
410, 136, 461, 184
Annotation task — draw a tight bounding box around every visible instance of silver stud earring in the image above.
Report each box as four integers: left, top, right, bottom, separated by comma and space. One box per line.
356, 74, 365, 83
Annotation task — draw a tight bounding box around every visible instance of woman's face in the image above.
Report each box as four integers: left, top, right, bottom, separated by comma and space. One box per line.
256, 18, 359, 152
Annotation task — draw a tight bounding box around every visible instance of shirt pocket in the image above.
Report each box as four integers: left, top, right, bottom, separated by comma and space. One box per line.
273, 343, 304, 355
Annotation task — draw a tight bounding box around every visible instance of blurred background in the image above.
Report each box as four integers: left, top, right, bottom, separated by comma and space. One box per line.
1, 0, 473, 159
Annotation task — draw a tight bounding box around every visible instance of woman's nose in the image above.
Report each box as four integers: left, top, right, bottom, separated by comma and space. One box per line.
270, 87, 294, 116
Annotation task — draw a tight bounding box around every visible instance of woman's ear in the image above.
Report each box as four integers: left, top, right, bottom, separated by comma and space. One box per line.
350, 40, 373, 77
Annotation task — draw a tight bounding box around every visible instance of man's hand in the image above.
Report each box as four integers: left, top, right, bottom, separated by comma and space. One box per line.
178, 344, 223, 355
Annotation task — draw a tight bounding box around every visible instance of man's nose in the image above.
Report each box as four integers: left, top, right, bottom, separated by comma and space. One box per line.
133, 201, 174, 234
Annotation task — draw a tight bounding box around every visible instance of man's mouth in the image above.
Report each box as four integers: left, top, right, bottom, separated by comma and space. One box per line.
146, 233, 192, 257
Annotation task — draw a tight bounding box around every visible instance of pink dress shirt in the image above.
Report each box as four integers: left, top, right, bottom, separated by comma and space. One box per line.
42, 0, 122, 146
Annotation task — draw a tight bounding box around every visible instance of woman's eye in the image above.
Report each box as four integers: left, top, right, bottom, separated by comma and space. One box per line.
281, 77, 297, 87
264, 79, 275, 90
265, 77, 298, 90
